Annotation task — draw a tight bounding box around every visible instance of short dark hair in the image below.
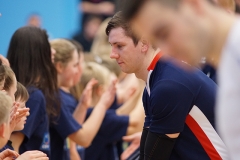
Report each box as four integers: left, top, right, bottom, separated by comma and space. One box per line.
15, 82, 29, 102
106, 11, 139, 45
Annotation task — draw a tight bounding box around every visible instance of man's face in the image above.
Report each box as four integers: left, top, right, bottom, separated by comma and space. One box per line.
108, 27, 143, 74
132, 0, 212, 66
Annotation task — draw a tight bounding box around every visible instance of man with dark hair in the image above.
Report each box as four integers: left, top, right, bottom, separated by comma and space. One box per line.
106, 12, 139, 45
106, 11, 228, 160
121, 0, 240, 159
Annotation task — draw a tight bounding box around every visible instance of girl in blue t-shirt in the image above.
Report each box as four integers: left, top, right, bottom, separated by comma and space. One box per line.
50, 38, 117, 160
71, 62, 145, 160
7, 26, 60, 156
0, 65, 48, 160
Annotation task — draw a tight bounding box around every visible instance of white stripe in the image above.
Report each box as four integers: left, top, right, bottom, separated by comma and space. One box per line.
146, 70, 153, 96
189, 105, 229, 160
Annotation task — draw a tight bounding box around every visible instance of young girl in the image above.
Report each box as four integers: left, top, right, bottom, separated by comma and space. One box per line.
50, 38, 116, 160
73, 62, 144, 160
0, 66, 48, 160
7, 26, 60, 156
1, 82, 30, 152
1, 66, 28, 140
1, 65, 28, 135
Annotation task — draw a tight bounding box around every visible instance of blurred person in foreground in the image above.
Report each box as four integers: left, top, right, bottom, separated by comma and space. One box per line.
122, 0, 240, 159
201, 0, 235, 84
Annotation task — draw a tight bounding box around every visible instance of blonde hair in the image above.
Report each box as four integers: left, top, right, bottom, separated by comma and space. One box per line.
15, 82, 29, 102
50, 39, 77, 66
91, 18, 112, 56
0, 91, 12, 124
100, 55, 121, 77
3, 65, 15, 92
71, 62, 111, 99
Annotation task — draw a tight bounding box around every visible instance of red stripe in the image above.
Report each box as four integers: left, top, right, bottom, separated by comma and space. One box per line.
147, 52, 163, 71
186, 115, 222, 160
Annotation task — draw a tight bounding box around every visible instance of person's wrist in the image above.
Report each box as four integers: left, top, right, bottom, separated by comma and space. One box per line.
96, 102, 108, 111
77, 103, 88, 111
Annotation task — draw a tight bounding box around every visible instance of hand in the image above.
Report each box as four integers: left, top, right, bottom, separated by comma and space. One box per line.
9, 102, 20, 133
16, 151, 48, 160
0, 149, 19, 160
17, 108, 30, 120
121, 132, 142, 160
10, 102, 30, 132
98, 79, 117, 110
0, 55, 10, 67
80, 78, 98, 109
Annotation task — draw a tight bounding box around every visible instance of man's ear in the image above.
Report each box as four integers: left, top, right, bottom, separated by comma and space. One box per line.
55, 62, 64, 73
140, 38, 149, 53
0, 123, 6, 138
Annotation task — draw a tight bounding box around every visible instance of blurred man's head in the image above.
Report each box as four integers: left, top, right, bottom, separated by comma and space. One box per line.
123, 0, 235, 66
84, 16, 102, 40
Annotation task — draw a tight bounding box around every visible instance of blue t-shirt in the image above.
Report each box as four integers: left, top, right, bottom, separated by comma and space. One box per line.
84, 108, 129, 160
19, 87, 49, 155
109, 95, 121, 110
143, 56, 221, 159
49, 89, 82, 160
202, 63, 217, 83
0, 140, 14, 152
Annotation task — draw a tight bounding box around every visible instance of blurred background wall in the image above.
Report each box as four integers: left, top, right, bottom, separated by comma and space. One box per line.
0, 0, 81, 56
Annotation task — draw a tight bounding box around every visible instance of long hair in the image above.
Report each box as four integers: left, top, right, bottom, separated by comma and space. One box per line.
7, 26, 60, 120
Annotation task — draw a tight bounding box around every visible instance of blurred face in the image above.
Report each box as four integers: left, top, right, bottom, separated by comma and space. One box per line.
14, 100, 29, 131
109, 27, 143, 74
60, 50, 79, 88
28, 16, 41, 27
85, 18, 101, 40
132, 1, 213, 66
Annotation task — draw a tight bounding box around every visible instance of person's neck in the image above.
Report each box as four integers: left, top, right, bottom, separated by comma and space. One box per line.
60, 86, 70, 93
207, 8, 237, 67
58, 75, 71, 93
135, 48, 161, 82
